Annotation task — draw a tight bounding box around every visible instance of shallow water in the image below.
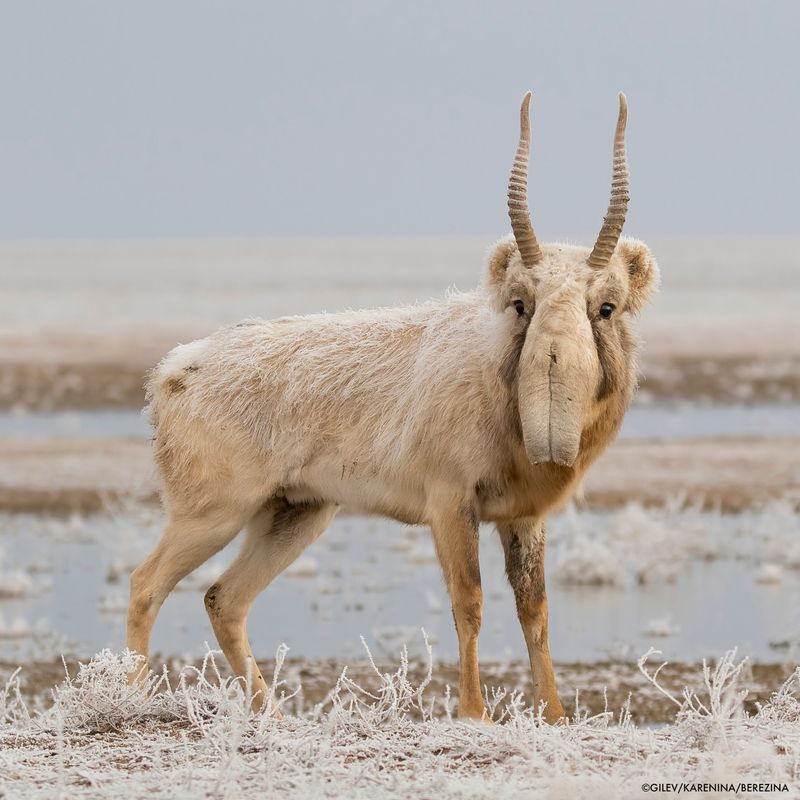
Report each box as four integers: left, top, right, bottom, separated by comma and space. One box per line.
620, 404, 800, 439
0, 409, 150, 438
1, 508, 797, 665
2, 404, 799, 440
1, 390, 798, 666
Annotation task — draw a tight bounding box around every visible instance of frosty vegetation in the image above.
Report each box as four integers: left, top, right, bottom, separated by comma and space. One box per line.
1, 639, 797, 799
551, 498, 800, 587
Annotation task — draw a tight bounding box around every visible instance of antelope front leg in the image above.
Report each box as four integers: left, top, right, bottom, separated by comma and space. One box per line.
431, 502, 487, 721
499, 519, 565, 723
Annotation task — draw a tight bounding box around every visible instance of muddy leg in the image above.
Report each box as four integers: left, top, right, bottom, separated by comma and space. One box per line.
204, 500, 338, 713
431, 503, 486, 720
498, 518, 565, 723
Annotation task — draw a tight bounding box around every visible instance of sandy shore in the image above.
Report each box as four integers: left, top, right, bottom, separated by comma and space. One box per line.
0, 434, 797, 514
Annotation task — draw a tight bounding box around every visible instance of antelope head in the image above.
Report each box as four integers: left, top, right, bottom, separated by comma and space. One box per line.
487, 92, 659, 467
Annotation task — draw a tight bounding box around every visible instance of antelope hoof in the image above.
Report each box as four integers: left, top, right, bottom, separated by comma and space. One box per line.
250, 690, 284, 720
126, 662, 150, 687
542, 702, 566, 725
458, 705, 492, 723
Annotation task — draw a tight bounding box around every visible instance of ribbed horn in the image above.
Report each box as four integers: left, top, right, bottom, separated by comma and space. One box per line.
507, 91, 542, 268
587, 93, 630, 269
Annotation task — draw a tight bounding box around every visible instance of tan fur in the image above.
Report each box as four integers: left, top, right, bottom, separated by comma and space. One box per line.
127, 235, 658, 722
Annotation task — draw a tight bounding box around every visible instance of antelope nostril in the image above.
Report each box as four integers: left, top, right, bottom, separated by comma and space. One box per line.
549, 353, 557, 364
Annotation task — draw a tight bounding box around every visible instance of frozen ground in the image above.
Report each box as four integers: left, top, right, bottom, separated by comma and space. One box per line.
0, 645, 797, 798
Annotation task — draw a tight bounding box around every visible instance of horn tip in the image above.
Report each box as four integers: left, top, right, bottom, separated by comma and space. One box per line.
618, 92, 628, 110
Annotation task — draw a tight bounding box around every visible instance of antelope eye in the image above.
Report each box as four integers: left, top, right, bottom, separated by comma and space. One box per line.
513, 300, 525, 316
599, 302, 616, 319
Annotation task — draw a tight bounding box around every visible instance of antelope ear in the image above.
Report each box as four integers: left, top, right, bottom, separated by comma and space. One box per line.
483, 235, 523, 312
618, 237, 660, 313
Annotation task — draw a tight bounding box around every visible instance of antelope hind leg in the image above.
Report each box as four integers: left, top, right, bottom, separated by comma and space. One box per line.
127, 504, 251, 684
204, 499, 338, 716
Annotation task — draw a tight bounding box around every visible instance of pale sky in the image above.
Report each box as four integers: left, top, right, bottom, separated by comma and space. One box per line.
1, 1, 798, 237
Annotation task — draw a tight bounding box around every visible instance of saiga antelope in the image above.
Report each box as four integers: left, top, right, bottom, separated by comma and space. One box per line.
128, 92, 658, 723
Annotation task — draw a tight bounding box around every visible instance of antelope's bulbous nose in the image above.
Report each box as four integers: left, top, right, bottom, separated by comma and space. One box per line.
517, 330, 598, 469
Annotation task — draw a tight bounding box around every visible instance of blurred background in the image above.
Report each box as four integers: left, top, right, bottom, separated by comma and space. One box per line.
0, 2, 798, 709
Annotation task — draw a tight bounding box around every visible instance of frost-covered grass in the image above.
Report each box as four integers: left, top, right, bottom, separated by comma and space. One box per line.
0, 545, 42, 600
551, 498, 800, 587
1, 642, 798, 799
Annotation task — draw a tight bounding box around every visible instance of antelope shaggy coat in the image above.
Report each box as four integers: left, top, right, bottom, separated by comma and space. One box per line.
127, 92, 659, 723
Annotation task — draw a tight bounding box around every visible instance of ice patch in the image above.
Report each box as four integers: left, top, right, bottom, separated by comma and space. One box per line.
642, 616, 680, 638
755, 563, 783, 584
285, 557, 318, 578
